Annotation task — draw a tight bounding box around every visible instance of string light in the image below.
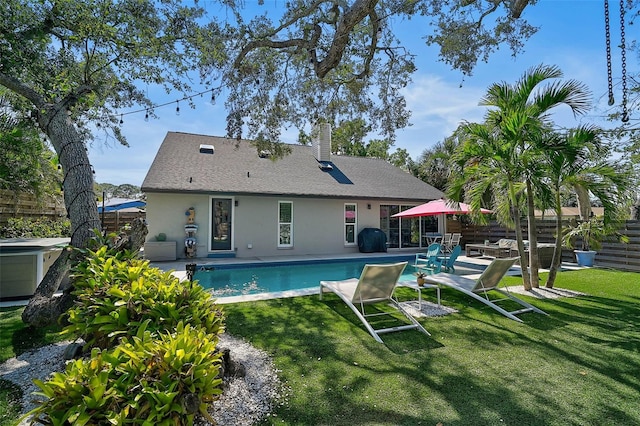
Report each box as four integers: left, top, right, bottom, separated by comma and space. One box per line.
110, 87, 218, 123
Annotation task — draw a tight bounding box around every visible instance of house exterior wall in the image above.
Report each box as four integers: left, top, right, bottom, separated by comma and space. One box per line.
145, 192, 211, 259
145, 192, 414, 259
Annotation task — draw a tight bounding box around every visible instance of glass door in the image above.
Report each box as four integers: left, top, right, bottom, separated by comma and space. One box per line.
211, 198, 232, 251
380, 205, 400, 248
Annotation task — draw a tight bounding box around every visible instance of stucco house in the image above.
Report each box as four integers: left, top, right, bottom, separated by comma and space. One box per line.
141, 128, 444, 260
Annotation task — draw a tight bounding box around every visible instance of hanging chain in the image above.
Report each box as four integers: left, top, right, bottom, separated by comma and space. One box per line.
619, 0, 629, 122
605, 0, 615, 105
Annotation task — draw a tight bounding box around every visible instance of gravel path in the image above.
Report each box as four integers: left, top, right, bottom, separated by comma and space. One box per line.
0, 334, 281, 425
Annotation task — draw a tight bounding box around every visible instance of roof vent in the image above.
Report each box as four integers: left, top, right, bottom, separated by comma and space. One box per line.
199, 144, 214, 154
318, 162, 333, 171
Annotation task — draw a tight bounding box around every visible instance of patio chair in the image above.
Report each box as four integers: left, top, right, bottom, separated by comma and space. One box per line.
319, 261, 430, 343
441, 233, 452, 249
414, 243, 442, 273
423, 257, 547, 322
436, 244, 462, 272
449, 233, 462, 250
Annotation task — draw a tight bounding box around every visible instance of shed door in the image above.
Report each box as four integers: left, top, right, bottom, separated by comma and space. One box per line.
211, 198, 232, 251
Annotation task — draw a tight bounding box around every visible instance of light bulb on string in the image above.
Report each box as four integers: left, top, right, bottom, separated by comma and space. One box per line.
144, 110, 149, 122
119, 114, 123, 125
176, 101, 180, 115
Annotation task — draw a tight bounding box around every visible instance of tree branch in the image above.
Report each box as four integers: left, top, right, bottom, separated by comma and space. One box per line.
0, 72, 45, 107
233, 0, 379, 79
510, 0, 530, 19
315, 0, 378, 78
353, 9, 380, 80
234, 38, 314, 69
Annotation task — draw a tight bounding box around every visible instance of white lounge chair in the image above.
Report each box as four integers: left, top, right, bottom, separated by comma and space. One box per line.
319, 261, 430, 343
423, 257, 548, 322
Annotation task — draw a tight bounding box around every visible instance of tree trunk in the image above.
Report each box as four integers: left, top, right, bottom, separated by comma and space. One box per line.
22, 103, 101, 326
21, 249, 75, 327
129, 217, 148, 252
545, 189, 564, 288
510, 198, 532, 290
526, 180, 540, 288
574, 184, 592, 220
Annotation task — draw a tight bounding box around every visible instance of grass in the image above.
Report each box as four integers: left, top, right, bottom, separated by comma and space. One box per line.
2, 268, 639, 425
222, 268, 640, 425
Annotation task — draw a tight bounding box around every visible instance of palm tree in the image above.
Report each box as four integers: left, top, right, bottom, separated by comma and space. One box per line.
450, 121, 534, 289
539, 126, 634, 287
476, 64, 591, 289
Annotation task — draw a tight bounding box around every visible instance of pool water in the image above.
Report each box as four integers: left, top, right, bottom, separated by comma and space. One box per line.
193, 256, 484, 298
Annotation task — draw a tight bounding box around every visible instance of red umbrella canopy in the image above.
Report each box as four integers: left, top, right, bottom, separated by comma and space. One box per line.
391, 199, 492, 218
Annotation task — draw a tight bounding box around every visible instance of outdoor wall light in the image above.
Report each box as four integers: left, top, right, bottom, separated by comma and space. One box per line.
367, 204, 371, 209
235, 200, 239, 207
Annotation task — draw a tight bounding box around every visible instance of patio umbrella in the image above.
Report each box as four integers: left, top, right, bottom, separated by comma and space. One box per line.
391, 199, 492, 235
392, 199, 491, 218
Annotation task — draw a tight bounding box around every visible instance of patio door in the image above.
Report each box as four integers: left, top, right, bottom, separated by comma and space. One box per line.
211, 198, 232, 251
380, 204, 421, 248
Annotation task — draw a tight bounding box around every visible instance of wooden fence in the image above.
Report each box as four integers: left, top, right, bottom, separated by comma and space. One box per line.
0, 189, 66, 226
453, 219, 640, 272
100, 211, 146, 234
0, 190, 146, 234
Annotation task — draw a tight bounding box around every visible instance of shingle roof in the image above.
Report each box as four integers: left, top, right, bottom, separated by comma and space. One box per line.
141, 132, 444, 202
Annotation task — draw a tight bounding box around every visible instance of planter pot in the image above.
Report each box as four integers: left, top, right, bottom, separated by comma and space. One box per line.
417, 277, 426, 286
574, 250, 597, 267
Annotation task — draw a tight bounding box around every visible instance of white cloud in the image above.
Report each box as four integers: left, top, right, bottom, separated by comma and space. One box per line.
395, 75, 487, 158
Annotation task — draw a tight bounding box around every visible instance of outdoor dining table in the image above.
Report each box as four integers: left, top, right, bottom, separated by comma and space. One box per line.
422, 232, 443, 246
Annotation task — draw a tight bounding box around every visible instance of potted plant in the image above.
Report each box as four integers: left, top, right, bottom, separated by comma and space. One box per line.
562, 218, 627, 267
414, 270, 427, 286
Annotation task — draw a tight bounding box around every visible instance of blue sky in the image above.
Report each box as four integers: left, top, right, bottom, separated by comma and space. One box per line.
88, 0, 638, 186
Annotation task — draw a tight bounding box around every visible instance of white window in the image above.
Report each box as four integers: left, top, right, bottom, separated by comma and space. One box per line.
344, 203, 357, 246
278, 201, 293, 248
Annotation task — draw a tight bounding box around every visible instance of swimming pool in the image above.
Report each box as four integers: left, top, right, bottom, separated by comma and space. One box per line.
192, 255, 485, 299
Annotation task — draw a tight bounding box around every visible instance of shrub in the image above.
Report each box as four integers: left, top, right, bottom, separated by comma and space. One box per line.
27, 239, 226, 425
0, 216, 70, 238
27, 322, 223, 425
63, 245, 225, 349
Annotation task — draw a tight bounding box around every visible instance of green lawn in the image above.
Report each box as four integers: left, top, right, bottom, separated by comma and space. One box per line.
2, 268, 639, 425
